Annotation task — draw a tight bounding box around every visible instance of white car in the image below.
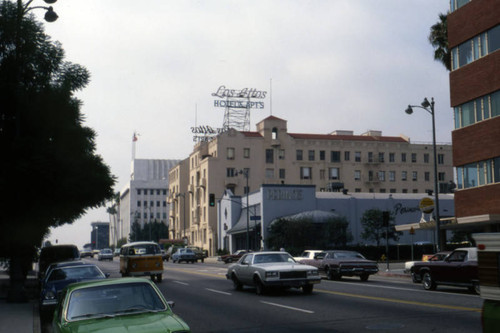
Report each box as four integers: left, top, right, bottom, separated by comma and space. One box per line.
97, 248, 114, 261
226, 251, 321, 295
293, 250, 323, 262
404, 251, 451, 274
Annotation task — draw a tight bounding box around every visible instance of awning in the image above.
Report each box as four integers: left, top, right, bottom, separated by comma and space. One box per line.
395, 217, 457, 232
226, 205, 261, 235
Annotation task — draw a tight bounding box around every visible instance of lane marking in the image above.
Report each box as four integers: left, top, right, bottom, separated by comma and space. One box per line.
260, 301, 314, 314
316, 288, 481, 313
206, 288, 232, 296
173, 281, 189, 286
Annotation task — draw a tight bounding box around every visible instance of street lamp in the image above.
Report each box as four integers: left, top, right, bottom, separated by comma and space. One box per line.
238, 169, 250, 251
19, 0, 59, 22
405, 97, 442, 251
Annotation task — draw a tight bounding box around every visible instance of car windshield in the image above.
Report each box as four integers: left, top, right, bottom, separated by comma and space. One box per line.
253, 253, 294, 264
101, 249, 112, 254
47, 266, 104, 282
66, 282, 167, 321
127, 244, 161, 255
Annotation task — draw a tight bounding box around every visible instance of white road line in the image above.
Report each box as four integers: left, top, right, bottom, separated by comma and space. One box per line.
260, 301, 314, 314
173, 281, 189, 286
205, 288, 232, 296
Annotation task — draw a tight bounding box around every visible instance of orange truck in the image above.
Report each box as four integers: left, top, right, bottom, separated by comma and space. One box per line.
119, 241, 163, 282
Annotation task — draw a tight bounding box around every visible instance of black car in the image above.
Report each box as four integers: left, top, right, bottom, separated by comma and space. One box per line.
38, 245, 80, 281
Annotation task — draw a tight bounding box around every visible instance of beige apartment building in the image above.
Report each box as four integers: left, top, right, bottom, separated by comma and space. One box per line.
168, 116, 453, 255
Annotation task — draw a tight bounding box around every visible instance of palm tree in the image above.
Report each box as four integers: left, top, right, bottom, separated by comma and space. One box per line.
429, 13, 450, 71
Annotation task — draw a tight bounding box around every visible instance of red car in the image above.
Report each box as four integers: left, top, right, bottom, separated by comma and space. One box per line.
219, 250, 251, 264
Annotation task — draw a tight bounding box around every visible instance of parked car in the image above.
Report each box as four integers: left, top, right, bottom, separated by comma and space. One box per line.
410, 247, 479, 293
293, 250, 323, 262
300, 250, 378, 281
186, 246, 208, 262
405, 251, 451, 274
119, 242, 163, 282
113, 248, 121, 257
172, 248, 197, 263
97, 248, 113, 261
219, 249, 251, 264
40, 260, 85, 288
38, 245, 80, 281
52, 278, 190, 333
40, 264, 108, 321
226, 251, 321, 295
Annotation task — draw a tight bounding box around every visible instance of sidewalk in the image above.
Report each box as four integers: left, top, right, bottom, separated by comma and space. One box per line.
0, 268, 40, 333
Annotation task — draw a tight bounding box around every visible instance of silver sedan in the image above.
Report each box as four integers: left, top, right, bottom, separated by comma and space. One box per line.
226, 251, 321, 295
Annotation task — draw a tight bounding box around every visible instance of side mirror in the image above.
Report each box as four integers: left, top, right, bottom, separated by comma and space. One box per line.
167, 301, 175, 309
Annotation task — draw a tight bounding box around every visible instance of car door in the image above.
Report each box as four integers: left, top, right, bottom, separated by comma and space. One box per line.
433, 250, 468, 283
235, 254, 254, 284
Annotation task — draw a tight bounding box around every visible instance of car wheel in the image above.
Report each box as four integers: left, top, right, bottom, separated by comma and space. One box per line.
469, 281, 480, 294
326, 267, 341, 281
201, 258, 205, 263
360, 274, 369, 282
254, 277, 266, 295
232, 274, 243, 291
302, 284, 313, 294
423, 272, 436, 290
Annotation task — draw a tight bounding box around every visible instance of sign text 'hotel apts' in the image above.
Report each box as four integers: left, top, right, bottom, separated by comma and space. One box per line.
212, 85, 267, 109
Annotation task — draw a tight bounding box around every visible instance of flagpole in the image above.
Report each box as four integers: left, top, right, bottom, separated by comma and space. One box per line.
132, 132, 138, 161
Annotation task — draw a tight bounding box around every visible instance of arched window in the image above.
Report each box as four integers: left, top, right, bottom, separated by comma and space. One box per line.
272, 127, 278, 139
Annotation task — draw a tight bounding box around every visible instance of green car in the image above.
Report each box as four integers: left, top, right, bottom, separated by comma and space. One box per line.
52, 278, 190, 333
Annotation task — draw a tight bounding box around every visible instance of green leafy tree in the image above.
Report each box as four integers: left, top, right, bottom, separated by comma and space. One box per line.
429, 13, 450, 71
361, 209, 401, 247
0, 1, 115, 301
129, 221, 169, 243
266, 216, 353, 254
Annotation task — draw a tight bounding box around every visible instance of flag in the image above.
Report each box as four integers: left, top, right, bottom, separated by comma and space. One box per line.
133, 132, 138, 142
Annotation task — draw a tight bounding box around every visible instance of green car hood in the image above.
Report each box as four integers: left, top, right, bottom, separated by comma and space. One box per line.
58, 312, 189, 333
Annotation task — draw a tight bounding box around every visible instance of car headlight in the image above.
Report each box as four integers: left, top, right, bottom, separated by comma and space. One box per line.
45, 291, 56, 300
307, 270, 319, 276
265, 271, 279, 278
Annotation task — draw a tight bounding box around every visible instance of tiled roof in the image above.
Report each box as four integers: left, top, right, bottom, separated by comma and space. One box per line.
241, 131, 263, 137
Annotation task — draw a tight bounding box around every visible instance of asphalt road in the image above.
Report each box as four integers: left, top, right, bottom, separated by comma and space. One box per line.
87, 258, 482, 333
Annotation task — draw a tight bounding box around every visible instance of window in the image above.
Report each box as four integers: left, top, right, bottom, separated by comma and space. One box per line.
344, 151, 350, 161
296, 150, 303, 161
266, 149, 274, 164
143, 200, 147, 206
378, 171, 385, 181
329, 168, 339, 180
319, 150, 325, 161
354, 170, 361, 181
401, 153, 407, 162
451, 0, 470, 12
163, 201, 166, 207
137, 189, 141, 195
389, 153, 395, 163
368, 170, 374, 181
137, 201, 141, 207
309, 150, 315, 161
425, 172, 430, 181
156, 201, 160, 207
380, 189, 386, 193
320, 169, 325, 180
279, 169, 286, 179
150, 190, 154, 195
378, 152, 384, 163
163, 189, 167, 195
330, 151, 340, 163
272, 127, 278, 139
300, 167, 312, 179
451, 25, 499, 70
227, 147, 235, 160
438, 172, 446, 182
402, 171, 407, 181
226, 168, 236, 177
368, 152, 373, 163
355, 151, 361, 162
150, 200, 154, 207
411, 153, 417, 163
265, 169, 274, 179
279, 149, 285, 160
402, 189, 408, 193
454, 92, 500, 129
438, 154, 445, 165
389, 171, 395, 182
424, 153, 430, 163
390, 188, 396, 193
243, 148, 250, 158
412, 171, 418, 181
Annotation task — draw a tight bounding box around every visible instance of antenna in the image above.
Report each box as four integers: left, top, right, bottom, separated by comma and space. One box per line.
270, 78, 273, 116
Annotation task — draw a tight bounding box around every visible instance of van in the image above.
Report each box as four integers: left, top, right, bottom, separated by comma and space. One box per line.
38, 245, 80, 281
119, 242, 163, 282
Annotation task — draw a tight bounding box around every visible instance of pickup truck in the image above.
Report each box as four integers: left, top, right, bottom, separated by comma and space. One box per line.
410, 247, 479, 293
300, 250, 378, 281
473, 233, 500, 333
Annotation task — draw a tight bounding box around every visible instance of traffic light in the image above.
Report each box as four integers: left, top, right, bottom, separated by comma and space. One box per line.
209, 193, 215, 207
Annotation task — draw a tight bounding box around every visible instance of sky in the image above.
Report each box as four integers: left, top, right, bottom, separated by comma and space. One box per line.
34, 0, 452, 248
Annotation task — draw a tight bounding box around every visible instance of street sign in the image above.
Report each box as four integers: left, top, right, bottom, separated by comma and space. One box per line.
410, 227, 415, 235
250, 215, 261, 221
